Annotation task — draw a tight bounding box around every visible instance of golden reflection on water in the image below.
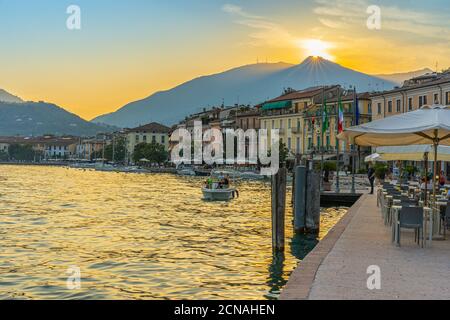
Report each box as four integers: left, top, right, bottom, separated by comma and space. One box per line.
0, 166, 346, 300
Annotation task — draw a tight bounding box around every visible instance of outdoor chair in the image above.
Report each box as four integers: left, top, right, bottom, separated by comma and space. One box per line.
399, 197, 418, 207
443, 206, 450, 238
398, 206, 424, 247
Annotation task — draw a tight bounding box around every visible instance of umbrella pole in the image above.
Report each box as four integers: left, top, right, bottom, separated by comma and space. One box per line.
424, 152, 428, 207
433, 130, 439, 206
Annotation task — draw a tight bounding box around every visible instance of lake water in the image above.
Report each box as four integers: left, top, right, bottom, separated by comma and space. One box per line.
0, 165, 346, 300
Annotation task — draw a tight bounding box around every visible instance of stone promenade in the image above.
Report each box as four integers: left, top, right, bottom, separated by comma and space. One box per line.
281, 193, 450, 300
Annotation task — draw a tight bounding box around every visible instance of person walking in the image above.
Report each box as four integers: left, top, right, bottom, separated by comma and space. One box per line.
368, 164, 376, 195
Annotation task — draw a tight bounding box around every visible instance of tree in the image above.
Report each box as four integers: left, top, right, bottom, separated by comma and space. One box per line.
279, 141, 289, 166
133, 142, 168, 165
0, 150, 8, 161
8, 144, 35, 161
104, 136, 126, 163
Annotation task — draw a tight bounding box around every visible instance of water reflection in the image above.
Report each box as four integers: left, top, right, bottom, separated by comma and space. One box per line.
0, 166, 346, 300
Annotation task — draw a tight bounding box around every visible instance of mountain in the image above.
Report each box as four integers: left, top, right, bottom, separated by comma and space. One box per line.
93, 57, 396, 128
375, 68, 433, 85
0, 89, 23, 103
0, 101, 116, 136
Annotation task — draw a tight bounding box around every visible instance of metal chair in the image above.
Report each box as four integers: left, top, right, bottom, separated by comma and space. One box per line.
398, 196, 418, 207
443, 206, 450, 239
398, 207, 424, 247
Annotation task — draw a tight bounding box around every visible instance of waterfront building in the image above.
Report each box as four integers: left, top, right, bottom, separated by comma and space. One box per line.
370, 69, 450, 174
259, 86, 371, 164
125, 122, 171, 162
371, 69, 450, 121
0, 136, 78, 160
235, 106, 261, 131
260, 87, 326, 158
76, 138, 109, 160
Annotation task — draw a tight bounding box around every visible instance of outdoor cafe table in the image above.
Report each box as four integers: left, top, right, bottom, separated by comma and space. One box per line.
391, 205, 433, 247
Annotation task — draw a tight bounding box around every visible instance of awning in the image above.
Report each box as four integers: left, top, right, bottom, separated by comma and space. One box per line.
262, 100, 292, 111
312, 154, 336, 161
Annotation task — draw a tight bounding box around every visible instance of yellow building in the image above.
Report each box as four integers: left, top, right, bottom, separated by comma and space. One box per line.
260, 86, 372, 161
371, 71, 450, 120
125, 122, 171, 162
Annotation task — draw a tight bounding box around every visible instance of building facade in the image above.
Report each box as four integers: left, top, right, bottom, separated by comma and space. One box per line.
259, 86, 371, 161
371, 70, 450, 120
125, 122, 171, 162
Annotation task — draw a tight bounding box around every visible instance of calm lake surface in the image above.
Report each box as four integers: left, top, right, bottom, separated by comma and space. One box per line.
0, 166, 346, 300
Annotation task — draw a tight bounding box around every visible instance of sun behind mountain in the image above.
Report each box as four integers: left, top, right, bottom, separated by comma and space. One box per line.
298, 39, 335, 61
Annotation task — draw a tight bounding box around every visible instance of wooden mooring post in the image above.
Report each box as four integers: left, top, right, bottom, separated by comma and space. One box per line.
293, 166, 321, 234
271, 167, 287, 251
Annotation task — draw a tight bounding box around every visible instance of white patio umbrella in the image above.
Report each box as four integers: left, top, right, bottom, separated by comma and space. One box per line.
338, 105, 450, 202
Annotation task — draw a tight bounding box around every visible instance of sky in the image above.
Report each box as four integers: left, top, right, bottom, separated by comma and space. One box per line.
0, 0, 449, 120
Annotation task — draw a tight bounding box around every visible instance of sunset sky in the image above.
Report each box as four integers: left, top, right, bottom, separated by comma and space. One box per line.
1, 0, 449, 120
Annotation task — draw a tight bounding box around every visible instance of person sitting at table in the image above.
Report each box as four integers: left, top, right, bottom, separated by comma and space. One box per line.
439, 171, 447, 188
420, 177, 433, 191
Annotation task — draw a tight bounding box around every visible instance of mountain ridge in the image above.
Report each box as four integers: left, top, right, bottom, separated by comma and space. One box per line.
92, 57, 397, 128
0, 89, 23, 103
0, 101, 116, 137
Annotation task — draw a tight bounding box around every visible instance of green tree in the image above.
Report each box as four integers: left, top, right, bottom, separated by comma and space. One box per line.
0, 150, 8, 161
133, 142, 168, 164
279, 141, 289, 166
8, 144, 35, 161
104, 136, 126, 163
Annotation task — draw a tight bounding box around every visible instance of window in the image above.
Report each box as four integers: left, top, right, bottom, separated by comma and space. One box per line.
161, 136, 165, 144
377, 103, 382, 114
396, 100, 401, 112
434, 93, 439, 104
408, 97, 413, 111
264, 121, 267, 129
446, 92, 450, 105
271, 120, 275, 128
280, 119, 283, 129
288, 119, 291, 129
388, 101, 393, 113
419, 95, 427, 107
135, 135, 139, 143
152, 136, 156, 143
297, 119, 301, 130
288, 137, 292, 150
368, 103, 372, 114
296, 137, 300, 154
143, 135, 147, 142
294, 103, 299, 113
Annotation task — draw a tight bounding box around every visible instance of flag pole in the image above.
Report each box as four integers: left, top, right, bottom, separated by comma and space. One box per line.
351, 87, 357, 194
321, 86, 325, 191
336, 87, 341, 193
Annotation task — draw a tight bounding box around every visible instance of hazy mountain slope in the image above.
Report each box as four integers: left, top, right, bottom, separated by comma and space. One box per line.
0, 89, 23, 103
375, 68, 433, 85
0, 101, 116, 136
92, 62, 294, 127
92, 57, 397, 128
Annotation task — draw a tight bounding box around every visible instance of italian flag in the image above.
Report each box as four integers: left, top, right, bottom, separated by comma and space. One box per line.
338, 98, 344, 133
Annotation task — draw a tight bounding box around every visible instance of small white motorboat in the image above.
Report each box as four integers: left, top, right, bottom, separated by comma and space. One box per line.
202, 186, 238, 201
177, 168, 196, 176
